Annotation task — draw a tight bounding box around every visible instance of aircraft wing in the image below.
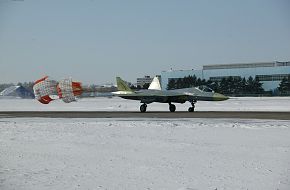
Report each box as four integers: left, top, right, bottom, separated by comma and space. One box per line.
117, 91, 189, 104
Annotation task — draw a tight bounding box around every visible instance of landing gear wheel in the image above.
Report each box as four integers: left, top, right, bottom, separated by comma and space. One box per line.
188, 100, 196, 112
188, 107, 194, 112
169, 104, 176, 112
140, 104, 147, 112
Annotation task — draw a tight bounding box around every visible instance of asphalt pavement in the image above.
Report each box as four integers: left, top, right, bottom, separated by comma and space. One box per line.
0, 111, 289, 120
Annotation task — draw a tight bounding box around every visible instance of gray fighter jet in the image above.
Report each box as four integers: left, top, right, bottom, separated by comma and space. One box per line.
113, 77, 228, 112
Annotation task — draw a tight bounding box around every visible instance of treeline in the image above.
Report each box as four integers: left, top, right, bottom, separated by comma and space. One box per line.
167, 75, 290, 95
278, 75, 290, 95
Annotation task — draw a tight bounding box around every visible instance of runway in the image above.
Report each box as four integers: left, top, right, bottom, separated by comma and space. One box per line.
0, 111, 289, 120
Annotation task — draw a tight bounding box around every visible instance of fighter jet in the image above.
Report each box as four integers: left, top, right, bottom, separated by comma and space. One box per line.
113, 77, 229, 112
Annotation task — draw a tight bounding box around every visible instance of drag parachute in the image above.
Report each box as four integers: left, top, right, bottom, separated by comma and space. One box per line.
33, 76, 58, 104
57, 78, 82, 103
33, 76, 83, 104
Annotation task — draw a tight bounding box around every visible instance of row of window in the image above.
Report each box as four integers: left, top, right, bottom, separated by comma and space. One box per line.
203, 63, 275, 70
256, 74, 290, 81
168, 74, 290, 84
203, 62, 290, 70
137, 78, 153, 86
276, 62, 290, 67
167, 78, 181, 82
210, 74, 290, 82
209, 76, 241, 82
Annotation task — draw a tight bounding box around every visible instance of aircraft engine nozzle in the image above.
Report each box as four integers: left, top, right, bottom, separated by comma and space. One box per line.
213, 93, 229, 101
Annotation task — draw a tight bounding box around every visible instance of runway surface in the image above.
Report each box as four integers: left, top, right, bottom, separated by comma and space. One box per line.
0, 111, 289, 120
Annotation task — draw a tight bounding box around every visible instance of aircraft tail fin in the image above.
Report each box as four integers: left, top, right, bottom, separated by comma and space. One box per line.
116, 77, 134, 92
148, 76, 162, 90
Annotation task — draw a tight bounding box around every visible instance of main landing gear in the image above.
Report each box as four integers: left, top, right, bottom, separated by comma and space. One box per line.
188, 100, 196, 112
169, 103, 176, 112
140, 103, 147, 112
140, 103, 176, 112
139, 102, 194, 113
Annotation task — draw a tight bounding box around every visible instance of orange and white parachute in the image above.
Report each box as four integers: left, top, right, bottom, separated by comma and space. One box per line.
33, 76, 58, 104
33, 76, 83, 104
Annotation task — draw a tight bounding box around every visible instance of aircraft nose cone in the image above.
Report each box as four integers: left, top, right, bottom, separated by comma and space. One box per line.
213, 93, 229, 101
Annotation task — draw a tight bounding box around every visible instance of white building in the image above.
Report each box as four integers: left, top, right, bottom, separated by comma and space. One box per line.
161, 61, 290, 91
137, 76, 153, 87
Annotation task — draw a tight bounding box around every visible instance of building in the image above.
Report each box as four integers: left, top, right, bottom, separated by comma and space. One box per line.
136, 75, 162, 88
137, 76, 153, 87
161, 61, 290, 91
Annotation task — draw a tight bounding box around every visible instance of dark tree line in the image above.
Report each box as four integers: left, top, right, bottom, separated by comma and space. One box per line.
167, 75, 265, 95
278, 75, 290, 95
167, 75, 207, 90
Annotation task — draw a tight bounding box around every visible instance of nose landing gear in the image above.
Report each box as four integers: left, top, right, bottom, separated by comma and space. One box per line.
169, 103, 176, 112
140, 103, 147, 112
188, 100, 196, 112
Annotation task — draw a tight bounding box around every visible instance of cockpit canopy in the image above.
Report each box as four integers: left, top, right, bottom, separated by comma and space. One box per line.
197, 85, 214, 92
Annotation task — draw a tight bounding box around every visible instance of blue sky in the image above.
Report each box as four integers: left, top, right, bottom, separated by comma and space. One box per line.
0, 0, 290, 84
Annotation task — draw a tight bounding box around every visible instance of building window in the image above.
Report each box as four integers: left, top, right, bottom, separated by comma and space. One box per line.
137, 76, 153, 87
256, 74, 290, 81
167, 78, 179, 82
209, 76, 241, 82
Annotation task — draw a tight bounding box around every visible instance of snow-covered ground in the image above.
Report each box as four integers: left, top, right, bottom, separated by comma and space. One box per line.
0, 97, 290, 189
0, 96, 290, 112
0, 118, 290, 190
